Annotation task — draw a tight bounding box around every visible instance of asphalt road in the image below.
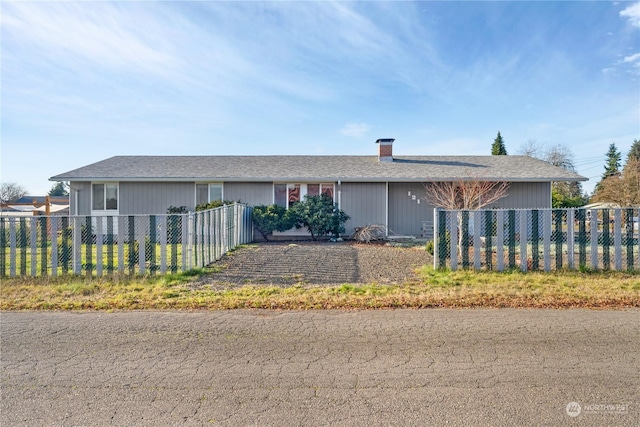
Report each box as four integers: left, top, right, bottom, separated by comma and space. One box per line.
1, 309, 638, 426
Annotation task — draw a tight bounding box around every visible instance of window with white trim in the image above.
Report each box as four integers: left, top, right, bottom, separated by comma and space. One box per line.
196, 183, 223, 205
92, 183, 118, 211
274, 183, 334, 208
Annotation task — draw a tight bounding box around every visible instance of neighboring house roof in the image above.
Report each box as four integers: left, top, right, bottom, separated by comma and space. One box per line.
50, 155, 586, 183
14, 196, 70, 204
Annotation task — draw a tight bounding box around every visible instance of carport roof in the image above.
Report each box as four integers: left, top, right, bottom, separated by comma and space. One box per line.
50, 155, 587, 183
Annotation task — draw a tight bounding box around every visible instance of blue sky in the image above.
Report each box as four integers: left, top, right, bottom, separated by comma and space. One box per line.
2, 1, 639, 196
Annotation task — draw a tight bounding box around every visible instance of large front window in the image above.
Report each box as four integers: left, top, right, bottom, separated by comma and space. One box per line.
92, 183, 118, 211
274, 183, 334, 208
196, 183, 223, 205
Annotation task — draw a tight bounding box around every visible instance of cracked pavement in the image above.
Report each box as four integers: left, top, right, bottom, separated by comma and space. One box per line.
1, 309, 638, 426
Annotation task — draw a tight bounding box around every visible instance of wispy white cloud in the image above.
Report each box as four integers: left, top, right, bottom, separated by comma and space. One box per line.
623, 52, 640, 64
340, 122, 372, 138
1, 3, 179, 78
620, 2, 640, 27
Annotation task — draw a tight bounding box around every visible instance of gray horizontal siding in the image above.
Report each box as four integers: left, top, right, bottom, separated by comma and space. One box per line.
119, 182, 196, 215
224, 183, 273, 206
340, 182, 387, 237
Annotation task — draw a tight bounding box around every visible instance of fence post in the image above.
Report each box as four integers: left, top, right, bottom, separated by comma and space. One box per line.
73, 217, 82, 275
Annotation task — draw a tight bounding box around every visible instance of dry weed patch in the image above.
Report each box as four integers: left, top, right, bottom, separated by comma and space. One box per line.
1, 267, 638, 310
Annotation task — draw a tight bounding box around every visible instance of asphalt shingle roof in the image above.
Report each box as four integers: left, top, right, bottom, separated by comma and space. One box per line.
50, 155, 586, 183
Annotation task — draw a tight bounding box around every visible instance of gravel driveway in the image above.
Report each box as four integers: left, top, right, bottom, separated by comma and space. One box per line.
194, 241, 431, 288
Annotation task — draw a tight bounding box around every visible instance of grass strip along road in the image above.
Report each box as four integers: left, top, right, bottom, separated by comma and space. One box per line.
1, 267, 638, 310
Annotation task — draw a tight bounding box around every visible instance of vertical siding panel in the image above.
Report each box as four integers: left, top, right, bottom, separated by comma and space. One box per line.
225, 183, 273, 206
119, 182, 197, 214
389, 183, 432, 237
495, 182, 551, 209
342, 183, 386, 236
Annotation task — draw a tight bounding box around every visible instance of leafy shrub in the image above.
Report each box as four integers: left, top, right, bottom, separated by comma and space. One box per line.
167, 206, 188, 214
251, 204, 296, 241
287, 194, 350, 240
195, 200, 237, 211
425, 240, 434, 255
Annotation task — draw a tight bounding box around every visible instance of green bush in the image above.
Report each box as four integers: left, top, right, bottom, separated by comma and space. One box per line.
425, 240, 434, 255
195, 200, 236, 211
251, 204, 295, 240
287, 194, 350, 240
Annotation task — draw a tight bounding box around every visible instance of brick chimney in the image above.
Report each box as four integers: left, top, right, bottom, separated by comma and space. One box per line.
376, 138, 395, 162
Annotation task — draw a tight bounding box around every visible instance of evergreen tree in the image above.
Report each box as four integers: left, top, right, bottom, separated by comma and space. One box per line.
627, 139, 640, 163
603, 143, 621, 179
48, 182, 69, 197
491, 132, 508, 155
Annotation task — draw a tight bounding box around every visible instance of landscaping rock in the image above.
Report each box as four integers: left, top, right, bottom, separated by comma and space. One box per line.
195, 241, 431, 288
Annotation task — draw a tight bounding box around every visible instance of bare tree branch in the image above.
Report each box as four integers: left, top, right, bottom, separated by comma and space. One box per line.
0, 182, 27, 204
424, 176, 509, 211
